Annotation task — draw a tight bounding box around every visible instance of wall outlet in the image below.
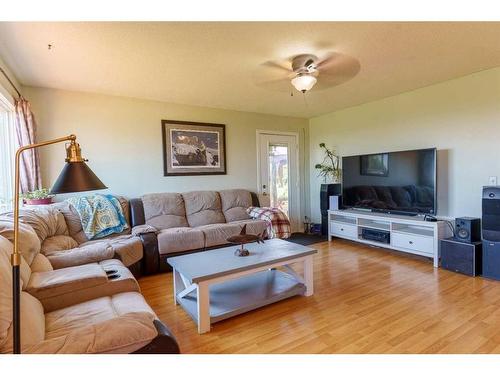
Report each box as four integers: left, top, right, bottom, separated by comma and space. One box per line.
489, 176, 498, 186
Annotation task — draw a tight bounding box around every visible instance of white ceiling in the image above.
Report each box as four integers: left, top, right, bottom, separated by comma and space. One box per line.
1, 22, 500, 118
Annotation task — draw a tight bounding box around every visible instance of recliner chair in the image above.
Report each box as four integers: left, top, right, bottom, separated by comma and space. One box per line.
0, 233, 179, 354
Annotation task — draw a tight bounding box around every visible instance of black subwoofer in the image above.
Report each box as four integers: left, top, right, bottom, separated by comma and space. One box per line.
483, 186, 500, 242
440, 238, 482, 276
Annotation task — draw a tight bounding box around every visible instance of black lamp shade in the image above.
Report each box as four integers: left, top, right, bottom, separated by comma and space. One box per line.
50, 161, 107, 194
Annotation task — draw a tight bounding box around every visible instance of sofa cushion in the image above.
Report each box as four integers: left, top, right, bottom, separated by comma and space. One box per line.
30, 253, 54, 273
44, 292, 155, 340
19, 206, 69, 241
0, 216, 41, 266
0, 291, 45, 354
80, 234, 143, 267
197, 222, 243, 248
0, 236, 13, 347
54, 201, 90, 244
182, 191, 226, 227
0, 233, 31, 292
157, 227, 205, 255
0, 237, 45, 353
25, 312, 157, 354
219, 189, 252, 222
41, 234, 79, 255
44, 242, 115, 270
20, 292, 46, 351
142, 193, 188, 230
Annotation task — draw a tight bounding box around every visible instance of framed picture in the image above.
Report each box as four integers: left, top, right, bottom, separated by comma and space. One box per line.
360, 153, 389, 176
161, 120, 226, 176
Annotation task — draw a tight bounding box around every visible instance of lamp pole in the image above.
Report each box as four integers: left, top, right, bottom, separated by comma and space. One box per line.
11, 134, 106, 354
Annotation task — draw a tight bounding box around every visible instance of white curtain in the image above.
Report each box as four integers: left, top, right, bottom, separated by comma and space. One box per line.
0, 106, 15, 213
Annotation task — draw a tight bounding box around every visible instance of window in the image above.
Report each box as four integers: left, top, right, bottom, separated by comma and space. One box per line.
0, 93, 15, 213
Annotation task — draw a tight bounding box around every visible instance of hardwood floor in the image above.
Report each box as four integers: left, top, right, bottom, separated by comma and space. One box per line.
138, 239, 500, 354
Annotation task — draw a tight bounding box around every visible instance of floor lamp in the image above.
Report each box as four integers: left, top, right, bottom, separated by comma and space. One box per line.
11, 134, 106, 354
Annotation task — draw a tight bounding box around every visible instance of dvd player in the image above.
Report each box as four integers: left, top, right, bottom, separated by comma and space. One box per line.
361, 228, 390, 244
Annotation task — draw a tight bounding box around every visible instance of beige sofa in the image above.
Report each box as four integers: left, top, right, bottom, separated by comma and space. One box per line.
0, 216, 139, 312
130, 189, 267, 273
0, 197, 143, 275
0, 233, 179, 354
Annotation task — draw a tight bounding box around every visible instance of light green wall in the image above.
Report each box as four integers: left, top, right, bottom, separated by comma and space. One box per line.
309, 67, 500, 222
23, 66, 500, 225
24, 87, 310, 218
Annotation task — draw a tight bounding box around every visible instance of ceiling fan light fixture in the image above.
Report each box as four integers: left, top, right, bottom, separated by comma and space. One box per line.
291, 73, 317, 93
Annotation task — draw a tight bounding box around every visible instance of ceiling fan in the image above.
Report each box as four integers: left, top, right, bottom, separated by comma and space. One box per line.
256, 52, 360, 94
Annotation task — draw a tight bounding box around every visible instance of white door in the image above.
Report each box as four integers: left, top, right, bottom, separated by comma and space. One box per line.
257, 132, 301, 232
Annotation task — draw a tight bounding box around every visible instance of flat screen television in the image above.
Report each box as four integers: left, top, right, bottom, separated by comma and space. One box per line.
341, 148, 437, 215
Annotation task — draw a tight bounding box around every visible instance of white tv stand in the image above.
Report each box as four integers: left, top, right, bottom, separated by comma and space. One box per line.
328, 209, 453, 267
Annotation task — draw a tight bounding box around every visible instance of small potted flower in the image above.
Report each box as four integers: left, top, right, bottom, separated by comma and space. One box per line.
21, 188, 55, 205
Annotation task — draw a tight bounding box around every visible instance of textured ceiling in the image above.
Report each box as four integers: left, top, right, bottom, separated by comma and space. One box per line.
1, 22, 500, 118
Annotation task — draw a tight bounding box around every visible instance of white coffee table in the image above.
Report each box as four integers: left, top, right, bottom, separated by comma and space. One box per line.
167, 238, 317, 334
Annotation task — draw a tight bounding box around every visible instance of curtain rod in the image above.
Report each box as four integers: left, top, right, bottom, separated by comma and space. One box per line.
0, 66, 22, 98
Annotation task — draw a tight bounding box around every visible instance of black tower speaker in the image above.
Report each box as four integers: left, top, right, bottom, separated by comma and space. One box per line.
440, 238, 482, 276
454, 217, 481, 243
482, 186, 500, 242
320, 183, 341, 236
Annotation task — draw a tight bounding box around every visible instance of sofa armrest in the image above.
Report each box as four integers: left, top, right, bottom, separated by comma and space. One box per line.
24, 312, 158, 354
132, 224, 158, 236
139, 232, 160, 275
132, 319, 180, 354
130, 198, 145, 227
249, 191, 270, 207
26, 263, 108, 302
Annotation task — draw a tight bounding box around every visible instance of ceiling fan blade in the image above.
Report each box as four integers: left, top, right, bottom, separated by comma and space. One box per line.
314, 53, 361, 90
255, 77, 294, 92
261, 60, 293, 73
315, 52, 338, 69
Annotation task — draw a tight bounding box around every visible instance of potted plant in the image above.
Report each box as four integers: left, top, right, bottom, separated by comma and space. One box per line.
315, 143, 341, 183
21, 188, 54, 205
315, 143, 342, 235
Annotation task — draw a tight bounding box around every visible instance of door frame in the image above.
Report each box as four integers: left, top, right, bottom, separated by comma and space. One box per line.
256, 130, 301, 232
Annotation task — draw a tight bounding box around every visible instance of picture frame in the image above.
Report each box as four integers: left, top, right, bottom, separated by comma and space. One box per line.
161, 120, 227, 176
360, 153, 389, 176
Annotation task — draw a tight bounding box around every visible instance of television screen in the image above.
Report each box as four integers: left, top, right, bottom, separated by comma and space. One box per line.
342, 148, 436, 215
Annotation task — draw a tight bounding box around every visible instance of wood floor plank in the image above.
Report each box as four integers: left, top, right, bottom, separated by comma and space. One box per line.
138, 238, 500, 353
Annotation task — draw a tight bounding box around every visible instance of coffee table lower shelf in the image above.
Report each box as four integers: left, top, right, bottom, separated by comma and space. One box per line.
176, 269, 306, 326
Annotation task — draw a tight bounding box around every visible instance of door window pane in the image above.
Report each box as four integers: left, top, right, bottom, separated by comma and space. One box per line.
268, 144, 289, 216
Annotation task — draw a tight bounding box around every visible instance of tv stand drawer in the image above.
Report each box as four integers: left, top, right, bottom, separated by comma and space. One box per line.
392, 232, 433, 255
330, 222, 357, 239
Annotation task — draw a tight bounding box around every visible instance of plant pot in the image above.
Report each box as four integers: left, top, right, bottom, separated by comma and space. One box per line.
24, 197, 53, 205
